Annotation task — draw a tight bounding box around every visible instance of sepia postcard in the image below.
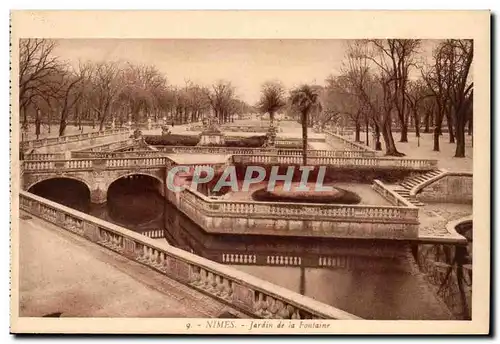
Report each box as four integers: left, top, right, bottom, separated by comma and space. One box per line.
10, 10, 490, 334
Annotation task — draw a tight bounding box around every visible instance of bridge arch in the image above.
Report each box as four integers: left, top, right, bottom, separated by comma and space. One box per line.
26, 176, 92, 212
26, 176, 92, 195
107, 172, 164, 189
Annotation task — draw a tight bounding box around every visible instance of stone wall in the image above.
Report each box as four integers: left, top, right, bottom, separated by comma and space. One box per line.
416, 174, 473, 204
414, 242, 472, 320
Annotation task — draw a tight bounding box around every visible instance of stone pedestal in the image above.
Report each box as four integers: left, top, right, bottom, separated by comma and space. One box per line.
198, 113, 225, 146
198, 132, 225, 146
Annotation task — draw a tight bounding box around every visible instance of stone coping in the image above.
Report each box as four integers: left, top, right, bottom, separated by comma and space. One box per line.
19, 190, 360, 320
372, 179, 417, 208
446, 215, 472, 239
21, 128, 130, 149
323, 130, 377, 153
70, 139, 134, 153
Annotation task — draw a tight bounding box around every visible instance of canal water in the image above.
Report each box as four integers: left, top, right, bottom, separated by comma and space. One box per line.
28, 177, 457, 320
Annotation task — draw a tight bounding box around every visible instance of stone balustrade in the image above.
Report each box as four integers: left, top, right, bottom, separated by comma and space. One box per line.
187, 124, 282, 133
73, 150, 162, 159
69, 146, 376, 159
232, 154, 437, 171
23, 152, 66, 161
411, 171, 472, 204
184, 189, 418, 222
372, 180, 416, 208
172, 187, 419, 240
152, 146, 375, 158
20, 190, 359, 320
22, 157, 170, 172
71, 139, 136, 155
140, 229, 166, 239
324, 130, 376, 153
20, 128, 130, 150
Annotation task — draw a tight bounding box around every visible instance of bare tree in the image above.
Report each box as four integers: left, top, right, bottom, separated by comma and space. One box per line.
363, 39, 421, 142
52, 62, 91, 136
443, 39, 473, 157
19, 39, 61, 133
405, 79, 431, 138
86, 61, 123, 130
343, 41, 405, 156
205, 80, 236, 124
325, 74, 368, 142
421, 39, 473, 156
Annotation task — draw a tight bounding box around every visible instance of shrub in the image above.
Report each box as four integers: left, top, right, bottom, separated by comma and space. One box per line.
225, 135, 267, 148
251, 186, 361, 204
144, 134, 200, 146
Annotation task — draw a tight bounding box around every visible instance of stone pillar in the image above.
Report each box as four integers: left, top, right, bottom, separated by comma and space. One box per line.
90, 187, 107, 204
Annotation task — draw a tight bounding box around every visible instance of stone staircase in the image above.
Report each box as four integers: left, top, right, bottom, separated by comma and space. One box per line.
393, 169, 445, 207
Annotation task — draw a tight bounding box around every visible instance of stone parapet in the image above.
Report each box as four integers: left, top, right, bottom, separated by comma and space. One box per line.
20, 190, 360, 320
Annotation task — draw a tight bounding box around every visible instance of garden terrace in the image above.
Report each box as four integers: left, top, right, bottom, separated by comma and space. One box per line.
165, 176, 419, 240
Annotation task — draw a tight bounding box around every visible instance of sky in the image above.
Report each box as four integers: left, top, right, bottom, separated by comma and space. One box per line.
53, 39, 350, 104
53, 39, 437, 104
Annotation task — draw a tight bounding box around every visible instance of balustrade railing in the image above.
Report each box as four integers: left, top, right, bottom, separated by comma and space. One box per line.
20, 190, 359, 320
324, 130, 375, 153
372, 180, 416, 207
22, 156, 170, 172
22, 153, 66, 161
20, 128, 130, 150
231, 154, 437, 170
178, 188, 419, 225
156, 146, 376, 158
72, 150, 161, 159
69, 145, 377, 159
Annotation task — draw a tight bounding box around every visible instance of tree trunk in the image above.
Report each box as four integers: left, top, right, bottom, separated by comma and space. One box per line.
374, 124, 382, 151
433, 126, 440, 152
446, 112, 455, 143
399, 124, 408, 142
21, 105, 27, 128
414, 109, 420, 138
424, 111, 430, 133
301, 111, 308, 165
382, 119, 405, 156
58, 115, 67, 136
354, 122, 361, 142
35, 111, 41, 140
467, 117, 473, 135
269, 111, 275, 127
454, 111, 466, 158
365, 119, 369, 146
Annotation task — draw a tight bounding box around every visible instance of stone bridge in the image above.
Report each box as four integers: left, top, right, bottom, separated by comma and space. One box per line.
21, 157, 170, 203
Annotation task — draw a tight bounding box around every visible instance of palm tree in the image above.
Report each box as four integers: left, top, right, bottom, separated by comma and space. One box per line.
257, 81, 286, 128
290, 85, 322, 165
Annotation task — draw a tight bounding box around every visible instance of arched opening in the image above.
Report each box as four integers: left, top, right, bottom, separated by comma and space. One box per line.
28, 178, 91, 213
106, 174, 164, 227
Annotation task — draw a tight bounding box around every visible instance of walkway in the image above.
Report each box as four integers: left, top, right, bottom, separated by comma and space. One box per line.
18, 213, 242, 318
343, 132, 473, 172
418, 203, 473, 243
